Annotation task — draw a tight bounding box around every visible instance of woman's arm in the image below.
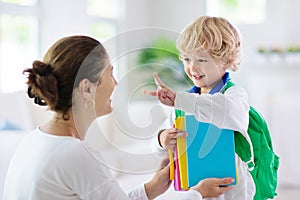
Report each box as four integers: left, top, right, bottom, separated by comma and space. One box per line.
143, 159, 234, 200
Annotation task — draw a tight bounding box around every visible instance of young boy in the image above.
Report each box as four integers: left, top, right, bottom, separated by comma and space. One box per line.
145, 16, 255, 200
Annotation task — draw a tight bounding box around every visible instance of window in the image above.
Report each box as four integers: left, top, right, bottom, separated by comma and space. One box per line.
87, 0, 121, 19
0, 0, 122, 93
0, 0, 38, 93
207, 0, 266, 24
90, 21, 117, 40
87, 0, 120, 78
1, 0, 36, 6
86, 0, 120, 42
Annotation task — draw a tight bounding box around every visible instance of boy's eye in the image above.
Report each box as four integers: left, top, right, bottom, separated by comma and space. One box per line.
180, 57, 191, 63
179, 56, 191, 63
198, 59, 208, 63
184, 58, 191, 62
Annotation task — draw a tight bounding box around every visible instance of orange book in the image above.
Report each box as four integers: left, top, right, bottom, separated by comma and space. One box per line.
168, 148, 174, 180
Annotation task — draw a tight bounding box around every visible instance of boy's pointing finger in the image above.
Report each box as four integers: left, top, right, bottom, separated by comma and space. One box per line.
153, 72, 166, 88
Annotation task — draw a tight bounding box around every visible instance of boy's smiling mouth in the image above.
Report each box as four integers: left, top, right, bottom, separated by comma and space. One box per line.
192, 74, 205, 80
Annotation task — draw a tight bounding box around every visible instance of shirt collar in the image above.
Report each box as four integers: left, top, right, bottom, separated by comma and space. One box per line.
188, 72, 231, 94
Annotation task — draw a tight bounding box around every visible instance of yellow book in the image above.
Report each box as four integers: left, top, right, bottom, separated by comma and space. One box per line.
236, 163, 239, 184
174, 116, 188, 190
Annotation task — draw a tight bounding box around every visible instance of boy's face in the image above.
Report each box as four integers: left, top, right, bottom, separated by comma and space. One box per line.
179, 49, 226, 93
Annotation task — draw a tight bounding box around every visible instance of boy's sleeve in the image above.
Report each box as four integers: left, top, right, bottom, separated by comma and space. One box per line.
174, 92, 198, 115
174, 86, 249, 133
150, 109, 174, 157
150, 129, 167, 155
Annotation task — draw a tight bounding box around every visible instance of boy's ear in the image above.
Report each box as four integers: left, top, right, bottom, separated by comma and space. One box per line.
224, 58, 234, 69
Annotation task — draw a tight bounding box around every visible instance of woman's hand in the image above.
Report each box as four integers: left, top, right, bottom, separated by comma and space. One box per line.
144, 158, 172, 200
144, 72, 176, 107
190, 177, 235, 198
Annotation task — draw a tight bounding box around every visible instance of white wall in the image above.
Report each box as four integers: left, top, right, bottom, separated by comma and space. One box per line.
146, 0, 206, 32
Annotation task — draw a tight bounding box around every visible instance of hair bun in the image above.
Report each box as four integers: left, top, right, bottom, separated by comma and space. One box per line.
27, 86, 47, 106
23, 60, 57, 107
32, 60, 52, 76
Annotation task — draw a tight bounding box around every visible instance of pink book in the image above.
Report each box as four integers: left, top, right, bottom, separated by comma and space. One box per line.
174, 146, 183, 191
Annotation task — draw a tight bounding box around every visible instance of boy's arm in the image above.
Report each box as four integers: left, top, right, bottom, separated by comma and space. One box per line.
151, 129, 166, 149
144, 72, 249, 135
174, 86, 249, 133
151, 107, 175, 154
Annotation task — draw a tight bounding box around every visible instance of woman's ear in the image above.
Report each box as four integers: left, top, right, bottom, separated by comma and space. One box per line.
78, 79, 95, 99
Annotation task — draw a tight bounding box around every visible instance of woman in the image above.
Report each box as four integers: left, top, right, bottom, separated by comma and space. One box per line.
3, 35, 233, 199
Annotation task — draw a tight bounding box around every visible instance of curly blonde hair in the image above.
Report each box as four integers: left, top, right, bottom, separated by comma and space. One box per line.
176, 16, 242, 71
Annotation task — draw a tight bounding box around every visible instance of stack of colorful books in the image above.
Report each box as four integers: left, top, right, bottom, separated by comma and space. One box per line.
169, 110, 237, 190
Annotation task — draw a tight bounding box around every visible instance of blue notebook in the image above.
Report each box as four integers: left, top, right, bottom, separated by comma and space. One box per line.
185, 115, 237, 187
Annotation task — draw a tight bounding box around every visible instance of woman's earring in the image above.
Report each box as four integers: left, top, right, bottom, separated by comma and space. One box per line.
85, 99, 95, 110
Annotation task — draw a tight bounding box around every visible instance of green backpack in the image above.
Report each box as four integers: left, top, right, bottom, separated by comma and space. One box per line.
221, 80, 280, 200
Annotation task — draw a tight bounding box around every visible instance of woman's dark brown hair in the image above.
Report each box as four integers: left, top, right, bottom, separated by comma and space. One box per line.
23, 35, 109, 119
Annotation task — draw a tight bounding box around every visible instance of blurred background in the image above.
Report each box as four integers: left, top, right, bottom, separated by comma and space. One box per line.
1, 0, 300, 199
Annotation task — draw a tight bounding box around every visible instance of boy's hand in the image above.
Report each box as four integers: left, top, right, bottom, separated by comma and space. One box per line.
159, 128, 187, 149
144, 72, 176, 107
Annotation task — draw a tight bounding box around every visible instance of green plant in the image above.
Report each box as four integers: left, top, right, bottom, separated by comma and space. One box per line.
221, 0, 238, 8
137, 37, 192, 89
287, 46, 300, 53
257, 47, 267, 54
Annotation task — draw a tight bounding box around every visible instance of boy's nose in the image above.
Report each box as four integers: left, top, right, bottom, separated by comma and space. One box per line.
190, 64, 200, 72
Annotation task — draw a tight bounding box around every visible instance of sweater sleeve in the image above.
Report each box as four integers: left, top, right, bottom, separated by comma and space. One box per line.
174, 86, 249, 133
126, 184, 149, 200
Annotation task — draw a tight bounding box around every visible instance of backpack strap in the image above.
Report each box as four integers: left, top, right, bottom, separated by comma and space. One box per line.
221, 80, 255, 171
220, 79, 236, 93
